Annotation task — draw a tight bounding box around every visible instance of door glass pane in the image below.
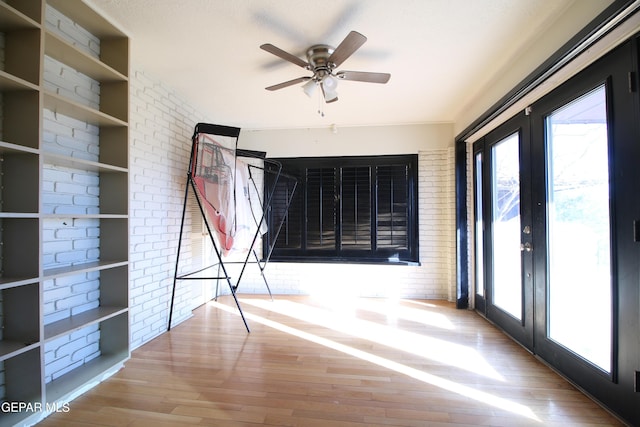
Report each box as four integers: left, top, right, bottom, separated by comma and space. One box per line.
475, 152, 484, 297
491, 133, 522, 320
545, 85, 611, 372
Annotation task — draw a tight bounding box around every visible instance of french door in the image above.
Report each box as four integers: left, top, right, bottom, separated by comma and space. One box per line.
532, 84, 614, 374
475, 113, 534, 349
474, 37, 640, 422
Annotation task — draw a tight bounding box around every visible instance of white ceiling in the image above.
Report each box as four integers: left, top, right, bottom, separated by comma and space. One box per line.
85, 0, 596, 131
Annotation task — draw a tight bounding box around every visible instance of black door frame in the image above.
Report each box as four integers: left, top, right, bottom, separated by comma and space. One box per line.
474, 112, 534, 351
463, 35, 640, 425
528, 38, 639, 417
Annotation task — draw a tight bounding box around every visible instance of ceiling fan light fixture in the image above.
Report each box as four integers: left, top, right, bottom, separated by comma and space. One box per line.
322, 74, 338, 91
302, 79, 317, 97
321, 74, 338, 102
323, 89, 338, 103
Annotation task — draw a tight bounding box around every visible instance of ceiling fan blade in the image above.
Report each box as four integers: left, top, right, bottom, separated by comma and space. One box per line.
265, 76, 311, 91
336, 70, 390, 84
328, 31, 367, 67
260, 43, 309, 69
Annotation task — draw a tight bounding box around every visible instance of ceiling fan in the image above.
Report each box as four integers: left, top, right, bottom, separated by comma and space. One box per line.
260, 31, 390, 104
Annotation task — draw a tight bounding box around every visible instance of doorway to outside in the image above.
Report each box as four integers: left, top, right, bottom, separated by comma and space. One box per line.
472, 37, 640, 423
475, 86, 612, 370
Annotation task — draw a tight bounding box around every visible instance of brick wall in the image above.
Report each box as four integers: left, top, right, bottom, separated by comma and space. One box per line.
128, 69, 206, 349
420, 148, 457, 301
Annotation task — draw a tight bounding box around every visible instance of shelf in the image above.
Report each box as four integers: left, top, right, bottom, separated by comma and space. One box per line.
42, 151, 128, 173
44, 91, 127, 127
42, 216, 128, 272
47, 0, 129, 77
44, 306, 127, 341
1, 89, 41, 149
0, 69, 40, 91
0, 1, 41, 30
0, 276, 40, 290
0, 282, 40, 360
45, 312, 129, 404
45, 347, 128, 404
1, 147, 39, 213
42, 153, 128, 215
43, 259, 128, 280
45, 30, 128, 82
47, 0, 127, 39
0, 212, 39, 219
0, 217, 39, 278
42, 213, 128, 219
1, 347, 42, 427
0, 140, 40, 155
0, 5, 41, 86
0, 341, 40, 363
41, 129, 129, 170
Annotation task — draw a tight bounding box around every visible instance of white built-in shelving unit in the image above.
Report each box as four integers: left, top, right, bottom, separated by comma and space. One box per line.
0, 0, 129, 424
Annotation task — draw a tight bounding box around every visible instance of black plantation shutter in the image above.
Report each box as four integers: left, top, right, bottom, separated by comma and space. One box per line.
340, 166, 371, 251
376, 164, 409, 250
267, 155, 417, 264
306, 168, 336, 250
271, 172, 301, 249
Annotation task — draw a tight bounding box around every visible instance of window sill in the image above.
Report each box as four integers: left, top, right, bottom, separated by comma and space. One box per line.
265, 257, 421, 266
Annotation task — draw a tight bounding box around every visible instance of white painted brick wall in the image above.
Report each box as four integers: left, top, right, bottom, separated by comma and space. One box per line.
43, 272, 100, 325
128, 68, 206, 349
41, 6, 103, 384
45, 6, 100, 59
43, 324, 100, 383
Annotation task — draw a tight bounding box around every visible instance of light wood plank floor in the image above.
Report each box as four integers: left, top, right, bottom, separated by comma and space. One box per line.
39, 295, 624, 426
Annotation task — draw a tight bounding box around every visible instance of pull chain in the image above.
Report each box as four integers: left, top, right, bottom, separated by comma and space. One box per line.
317, 82, 324, 117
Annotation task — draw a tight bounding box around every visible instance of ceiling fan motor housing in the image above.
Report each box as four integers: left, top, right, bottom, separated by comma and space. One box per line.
306, 44, 335, 77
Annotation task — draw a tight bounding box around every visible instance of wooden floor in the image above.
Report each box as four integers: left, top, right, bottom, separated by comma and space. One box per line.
38, 295, 624, 426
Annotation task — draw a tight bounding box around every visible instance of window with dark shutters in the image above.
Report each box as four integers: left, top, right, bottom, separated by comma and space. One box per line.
265, 154, 418, 264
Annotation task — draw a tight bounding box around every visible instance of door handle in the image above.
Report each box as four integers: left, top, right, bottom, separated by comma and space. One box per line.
520, 242, 533, 252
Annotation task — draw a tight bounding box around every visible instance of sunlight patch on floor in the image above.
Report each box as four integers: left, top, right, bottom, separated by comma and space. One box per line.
209, 300, 541, 422
240, 298, 503, 381
350, 297, 455, 329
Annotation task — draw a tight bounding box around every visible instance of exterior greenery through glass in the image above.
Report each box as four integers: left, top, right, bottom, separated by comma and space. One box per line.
265, 154, 419, 264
